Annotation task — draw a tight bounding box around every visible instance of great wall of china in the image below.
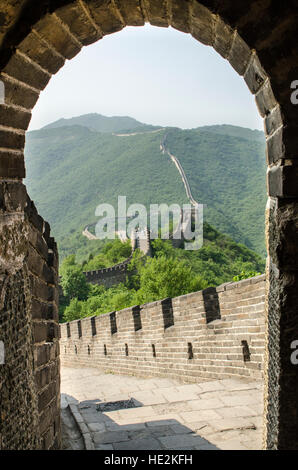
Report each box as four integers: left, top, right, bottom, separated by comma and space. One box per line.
82, 228, 151, 288
80, 134, 198, 287
61, 274, 266, 383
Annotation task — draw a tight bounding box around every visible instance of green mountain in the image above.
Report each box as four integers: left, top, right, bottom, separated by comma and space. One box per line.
165, 127, 266, 255
197, 124, 265, 143
43, 113, 161, 134
24, 114, 267, 261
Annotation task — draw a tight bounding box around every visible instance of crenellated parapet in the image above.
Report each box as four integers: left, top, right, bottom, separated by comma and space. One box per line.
60, 274, 266, 383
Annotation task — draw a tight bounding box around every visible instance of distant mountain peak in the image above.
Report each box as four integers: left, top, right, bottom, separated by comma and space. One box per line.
42, 113, 161, 134
197, 124, 265, 142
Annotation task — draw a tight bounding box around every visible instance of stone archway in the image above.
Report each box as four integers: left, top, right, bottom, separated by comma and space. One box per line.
0, 0, 297, 450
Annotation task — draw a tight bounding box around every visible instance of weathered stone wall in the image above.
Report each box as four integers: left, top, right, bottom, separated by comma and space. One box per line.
60, 275, 266, 383
84, 257, 133, 289
83, 228, 151, 288
0, 182, 61, 450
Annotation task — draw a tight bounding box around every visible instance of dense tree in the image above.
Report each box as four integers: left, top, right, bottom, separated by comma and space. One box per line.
60, 265, 89, 301
60, 224, 265, 323
135, 256, 207, 304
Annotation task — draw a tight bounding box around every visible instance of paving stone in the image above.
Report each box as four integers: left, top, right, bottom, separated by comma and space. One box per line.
206, 417, 258, 432
117, 406, 156, 419
175, 384, 203, 394
106, 422, 146, 432
79, 422, 89, 434
180, 409, 222, 423
190, 423, 216, 437
248, 403, 264, 414
161, 388, 200, 403
81, 410, 108, 423
113, 437, 162, 450
147, 425, 174, 437
219, 379, 257, 391
83, 434, 95, 450
93, 430, 129, 444
130, 390, 167, 406
127, 429, 152, 440
61, 367, 263, 451
197, 381, 227, 393
88, 422, 106, 433
215, 406, 258, 419
72, 412, 84, 423
170, 423, 193, 435
188, 398, 224, 410
241, 437, 262, 450
164, 446, 197, 451
153, 401, 193, 414
145, 415, 184, 426
220, 394, 260, 407
159, 433, 210, 449
218, 438, 249, 450
195, 442, 218, 450
94, 444, 113, 450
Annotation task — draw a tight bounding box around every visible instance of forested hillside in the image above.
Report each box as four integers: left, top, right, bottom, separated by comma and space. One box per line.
165, 127, 266, 255
24, 114, 266, 260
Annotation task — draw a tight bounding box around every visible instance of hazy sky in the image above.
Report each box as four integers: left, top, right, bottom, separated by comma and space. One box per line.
29, 24, 263, 132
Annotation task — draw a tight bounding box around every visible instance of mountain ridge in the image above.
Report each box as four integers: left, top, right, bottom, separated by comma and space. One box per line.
25, 113, 266, 260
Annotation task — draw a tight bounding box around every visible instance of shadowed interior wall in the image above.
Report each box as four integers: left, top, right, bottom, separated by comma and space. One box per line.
0, 183, 60, 450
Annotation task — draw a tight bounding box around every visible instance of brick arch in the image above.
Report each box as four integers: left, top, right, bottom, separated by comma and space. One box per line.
0, 0, 297, 450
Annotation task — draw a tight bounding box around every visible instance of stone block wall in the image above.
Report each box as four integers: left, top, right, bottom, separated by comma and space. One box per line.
83, 257, 133, 289
83, 228, 151, 288
0, 183, 61, 450
60, 274, 265, 383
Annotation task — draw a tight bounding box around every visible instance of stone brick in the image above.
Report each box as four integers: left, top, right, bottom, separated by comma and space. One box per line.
0, 150, 25, 178
190, 1, 216, 46
270, 126, 298, 163
255, 80, 277, 117
3, 52, 51, 91
0, 74, 39, 110
18, 31, 65, 74
228, 32, 252, 76
114, 0, 145, 27
31, 298, 57, 321
33, 322, 48, 343
171, 0, 191, 33
25, 199, 44, 232
244, 53, 267, 95
29, 228, 49, 261
267, 165, 298, 198
267, 199, 298, 271
0, 128, 25, 150
55, 2, 102, 46
214, 17, 234, 58
0, 104, 31, 130
264, 105, 283, 137
38, 382, 56, 413
143, 0, 168, 27
35, 343, 51, 367
0, 181, 27, 212
33, 14, 81, 60
30, 275, 53, 302
83, 0, 125, 35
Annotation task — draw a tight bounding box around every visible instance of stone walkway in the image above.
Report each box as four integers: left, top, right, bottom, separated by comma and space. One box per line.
61, 367, 264, 450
